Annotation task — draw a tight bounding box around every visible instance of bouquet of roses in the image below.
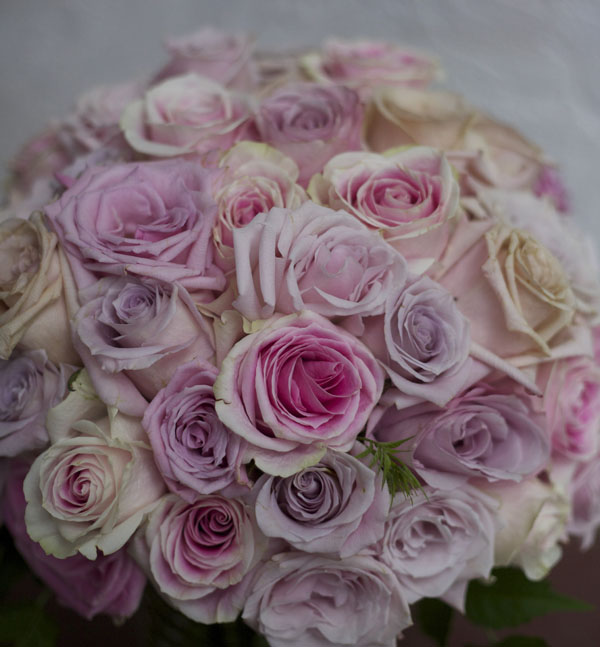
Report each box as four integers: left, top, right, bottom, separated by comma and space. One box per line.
0, 27, 597, 647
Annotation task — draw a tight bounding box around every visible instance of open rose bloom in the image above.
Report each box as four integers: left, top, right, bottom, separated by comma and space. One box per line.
2, 26, 599, 647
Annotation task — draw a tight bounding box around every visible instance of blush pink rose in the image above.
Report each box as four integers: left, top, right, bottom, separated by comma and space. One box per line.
308, 147, 459, 267
253, 446, 390, 557
242, 551, 412, 647
74, 276, 215, 406
538, 357, 600, 462
132, 493, 265, 623
214, 312, 384, 476
251, 83, 364, 186
120, 74, 253, 157
154, 27, 256, 90
45, 159, 225, 293
301, 38, 439, 99
3, 460, 146, 620
568, 456, 600, 549
232, 203, 407, 323
142, 360, 249, 500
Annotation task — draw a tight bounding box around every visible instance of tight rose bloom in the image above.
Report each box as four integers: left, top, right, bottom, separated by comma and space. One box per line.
243, 552, 412, 647
154, 27, 256, 89
120, 74, 253, 157
371, 486, 497, 608
3, 460, 146, 620
143, 360, 248, 500
538, 357, 600, 461
361, 274, 471, 407
489, 479, 569, 580
251, 82, 363, 186
24, 375, 165, 559
233, 203, 407, 323
301, 38, 439, 99
440, 223, 577, 361
214, 312, 384, 476
373, 383, 550, 489
132, 493, 265, 622
0, 350, 69, 457
45, 159, 225, 293
212, 142, 307, 264
569, 456, 600, 549
308, 147, 459, 265
74, 276, 215, 404
253, 447, 389, 557
0, 214, 78, 364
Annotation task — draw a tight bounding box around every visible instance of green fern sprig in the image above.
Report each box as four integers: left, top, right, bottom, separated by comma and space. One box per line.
357, 436, 424, 503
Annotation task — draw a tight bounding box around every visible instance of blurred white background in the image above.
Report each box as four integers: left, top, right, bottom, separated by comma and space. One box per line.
1, 0, 599, 238
1, 2, 600, 645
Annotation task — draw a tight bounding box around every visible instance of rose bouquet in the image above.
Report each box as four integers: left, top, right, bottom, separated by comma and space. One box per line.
0, 27, 598, 647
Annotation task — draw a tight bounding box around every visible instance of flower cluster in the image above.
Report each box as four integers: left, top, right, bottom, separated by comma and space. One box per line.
1, 27, 598, 647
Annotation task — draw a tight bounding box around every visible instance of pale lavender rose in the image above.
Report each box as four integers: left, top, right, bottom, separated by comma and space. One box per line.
370, 486, 497, 608
3, 460, 146, 620
120, 74, 253, 158
233, 203, 407, 323
537, 357, 600, 462
533, 165, 570, 213
45, 159, 225, 293
24, 374, 165, 559
372, 383, 550, 489
361, 274, 471, 407
253, 446, 389, 557
308, 147, 459, 268
0, 350, 70, 457
143, 360, 248, 501
211, 142, 307, 265
568, 456, 600, 549
132, 493, 265, 622
154, 27, 256, 89
251, 83, 363, 186
301, 38, 439, 99
214, 312, 384, 476
242, 551, 412, 647
74, 276, 215, 405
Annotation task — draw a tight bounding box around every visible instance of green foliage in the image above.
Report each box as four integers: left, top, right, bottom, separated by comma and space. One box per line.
413, 598, 453, 646
468, 635, 549, 647
356, 436, 423, 501
0, 596, 58, 647
465, 567, 593, 630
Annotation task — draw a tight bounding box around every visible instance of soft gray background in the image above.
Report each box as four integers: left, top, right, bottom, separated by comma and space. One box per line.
1, 1, 600, 645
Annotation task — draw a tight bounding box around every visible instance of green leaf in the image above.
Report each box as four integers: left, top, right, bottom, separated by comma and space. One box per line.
356, 436, 423, 501
0, 602, 58, 647
466, 567, 593, 630
467, 636, 549, 647
413, 597, 453, 646
0, 528, 29, 596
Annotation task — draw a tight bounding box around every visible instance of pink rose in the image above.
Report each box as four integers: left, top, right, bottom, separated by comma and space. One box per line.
538, 357, 600, 462
242, 552, 412, 647
45, 159, 225, 293
74, 276, 215, 408
568, 456, 600, 549
3, 460, 146, 620
24, 374, 165, 559
214, 312, 384, 476
143, 360, 249, 500
0, 350, 70, 457
154, 27, 256, 90
253, 446, 390, 557
232, 203, 407, 323
308, 147, 459, 267
533, 165, 570, 213
251, 83, 364, 186
302, 38, 439, 99
120, 74, 253, 157
132, 493, 265, 622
